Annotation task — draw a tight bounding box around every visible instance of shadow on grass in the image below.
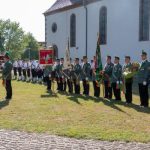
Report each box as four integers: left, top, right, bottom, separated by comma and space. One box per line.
67, 93, 150, 114
103, 99, 150, 114
67, 93, 101, 105
0, 99, 10, 110
41, 92, 59, 98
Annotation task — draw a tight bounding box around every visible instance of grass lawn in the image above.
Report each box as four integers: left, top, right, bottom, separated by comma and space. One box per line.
0, 80, 150, 143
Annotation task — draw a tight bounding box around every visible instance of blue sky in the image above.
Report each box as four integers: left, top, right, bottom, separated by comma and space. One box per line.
0, 0, 56, 41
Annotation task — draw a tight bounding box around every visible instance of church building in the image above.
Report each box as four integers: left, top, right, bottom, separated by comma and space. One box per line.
44, 0, 150, 63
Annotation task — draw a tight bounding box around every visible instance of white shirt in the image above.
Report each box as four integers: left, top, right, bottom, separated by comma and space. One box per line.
27, 61, 31, 68
31, 61, 37, 69
22, 62, 27, 69
91, 62, 95, 69
18, 60, 22, 68
13, 61, 18, 67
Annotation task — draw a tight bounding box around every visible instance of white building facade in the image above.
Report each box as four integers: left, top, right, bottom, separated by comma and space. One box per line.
44, 0, 150, 63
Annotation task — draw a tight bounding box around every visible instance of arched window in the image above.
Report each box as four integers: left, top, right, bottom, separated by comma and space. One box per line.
53, 45, 58, 59
70, 14, 76, 47
99, 6, 107, 45
139, 0, 150, 41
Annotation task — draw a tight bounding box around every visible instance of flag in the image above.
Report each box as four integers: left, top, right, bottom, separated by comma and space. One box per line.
96, 33, 103, 72
63, 38, 71, 69
95, 33, 103, 85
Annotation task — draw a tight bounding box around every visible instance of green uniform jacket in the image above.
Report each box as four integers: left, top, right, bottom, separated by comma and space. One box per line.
72, 64, 82, 80
137, 60, 149, 84
122, 63, 133, 83
55, 64, 62, 78
2, 60, 13, 80
82, 63, 91, 80
44, 65, 52, 77
148, 62, 150, 84
111, 63, 122, 83
103, 62, 114, 82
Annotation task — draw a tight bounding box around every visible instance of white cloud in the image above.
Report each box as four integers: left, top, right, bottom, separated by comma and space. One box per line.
0, 0, 56, 41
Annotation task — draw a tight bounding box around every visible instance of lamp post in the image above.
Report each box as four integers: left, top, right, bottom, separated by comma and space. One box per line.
83, 0, 88, 57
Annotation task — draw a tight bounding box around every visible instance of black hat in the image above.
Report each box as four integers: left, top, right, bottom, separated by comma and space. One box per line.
107, 55, 111, 59
60, 58, 64, 60
57, 59, 60, 61
125, 56, 131, 59
115, 56, 120, 60
75, 58, 79, 61
83, 56, 87, 59
141, 50, 147, 56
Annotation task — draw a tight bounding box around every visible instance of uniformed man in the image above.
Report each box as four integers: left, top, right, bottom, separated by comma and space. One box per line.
13, 59, 18, 80
17, 59, 22, 81
91, 56, 100, 97
55, 59, 61, 91
27, 60, 31, 82
111, 56, 122, 101
73, 58, 82, 94
82, 56, 91, 96
137, 51, 149, 107
148, 61, 150, 85
31, 59, 37, 83
2, 52, 13, 100
43, 65, 52, 92
60, 58, 66, 91
37, 63, 43, 84
22, 60, 27, 81
122, 56, 133, 104
103, 56, 114, 99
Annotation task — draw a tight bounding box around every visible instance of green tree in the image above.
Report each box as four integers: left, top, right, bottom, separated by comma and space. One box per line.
0, 19, 24, 58
21, 32, 39, 60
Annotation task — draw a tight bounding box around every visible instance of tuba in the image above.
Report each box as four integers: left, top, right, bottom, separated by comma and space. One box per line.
123, 62, 140, 79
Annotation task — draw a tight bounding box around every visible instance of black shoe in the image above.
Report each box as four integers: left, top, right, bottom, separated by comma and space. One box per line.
5, 97, 12, 101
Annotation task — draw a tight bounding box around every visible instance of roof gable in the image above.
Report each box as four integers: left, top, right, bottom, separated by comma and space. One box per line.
44, 0, 82, 15
44, 0, 100, 16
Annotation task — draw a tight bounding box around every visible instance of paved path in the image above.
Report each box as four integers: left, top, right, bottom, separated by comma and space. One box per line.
0, 130, 149, 150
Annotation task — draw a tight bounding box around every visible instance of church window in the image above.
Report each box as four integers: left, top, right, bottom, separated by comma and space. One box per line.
70, 14, 76, 47
99, 6, 107, 45
139, 0, 150, 41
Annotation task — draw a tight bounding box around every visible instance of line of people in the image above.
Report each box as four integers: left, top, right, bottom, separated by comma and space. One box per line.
11, 51, 150, 108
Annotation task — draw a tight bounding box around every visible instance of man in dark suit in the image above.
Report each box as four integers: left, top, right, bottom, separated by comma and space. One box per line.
2, 52, 13, 100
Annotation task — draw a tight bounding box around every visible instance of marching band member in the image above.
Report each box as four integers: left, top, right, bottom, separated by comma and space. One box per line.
137, 51, 149, 107
60, 58, 66, 92
13, 59, 18, 80
18, 59, 22, 81
55, 59, 61, 91
2, 52, 13, 100
73, 58, 82, 94
122, 56, 133, 104
22, 60, 27, 81
27, 60, 31, 82
103, 56, 114, 99
43, 65, 52, 92
92, 56, 100, 97
111, 56, 122, 101
82, 56, 91, 96
37, 63, 43, 84
31, 59, 37, 83
80, 59, 84, 69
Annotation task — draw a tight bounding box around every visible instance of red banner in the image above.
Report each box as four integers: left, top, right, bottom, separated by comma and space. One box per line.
39, 49, 54, 65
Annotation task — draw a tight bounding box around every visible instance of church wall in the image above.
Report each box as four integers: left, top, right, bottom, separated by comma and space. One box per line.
87, 0, 150, 63
46, 0, 150, 64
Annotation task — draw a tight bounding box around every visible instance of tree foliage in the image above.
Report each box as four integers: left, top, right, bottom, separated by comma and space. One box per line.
0, 19, 39, 60
21, 32, 39, 60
